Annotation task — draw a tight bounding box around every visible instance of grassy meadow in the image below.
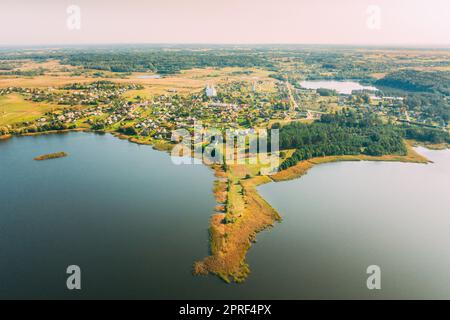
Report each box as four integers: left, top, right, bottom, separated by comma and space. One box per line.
0, 94, 59, 126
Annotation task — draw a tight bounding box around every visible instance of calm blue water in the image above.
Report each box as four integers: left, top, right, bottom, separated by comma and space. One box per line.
1, 133, 449, 299
136, 75, 161, 79
0, 132, 218, 299
300, 80, 378, 94
257, 147, 450, 299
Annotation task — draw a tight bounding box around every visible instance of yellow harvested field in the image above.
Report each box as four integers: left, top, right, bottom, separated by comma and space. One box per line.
0, 65, 277, 123
12, 59, 77, 72
0, 67, 276, 98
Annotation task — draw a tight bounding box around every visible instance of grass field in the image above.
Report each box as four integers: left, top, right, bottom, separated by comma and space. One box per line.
0, 94, 59, 126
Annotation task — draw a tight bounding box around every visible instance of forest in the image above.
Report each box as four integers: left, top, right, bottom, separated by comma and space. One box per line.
376, 70, 450, 123
402, 125, 450, 144
375, 70, 450, 95
277, 111, 407, 170
61, 49, 274, 74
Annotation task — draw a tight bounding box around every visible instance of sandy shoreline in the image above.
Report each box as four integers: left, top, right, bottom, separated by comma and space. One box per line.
0, 134, 12, 140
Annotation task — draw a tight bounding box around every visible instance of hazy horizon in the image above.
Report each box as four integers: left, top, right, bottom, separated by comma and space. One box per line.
2, 43, 450, 50
1, 0, 449, 46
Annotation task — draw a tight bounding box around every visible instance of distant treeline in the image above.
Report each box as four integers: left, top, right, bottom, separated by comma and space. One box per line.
375, 70, 450, 95
0, 69, 46, 76
61, 50, 274, 74
61, 80, 142, 90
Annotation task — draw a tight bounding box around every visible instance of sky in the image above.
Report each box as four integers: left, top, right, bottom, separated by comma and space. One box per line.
0, 0, 449, 46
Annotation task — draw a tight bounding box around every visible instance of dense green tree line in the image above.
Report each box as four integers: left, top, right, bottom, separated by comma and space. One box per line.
401, 125, 449, 144
9, 122, 76, 135
375, 70, 450, 95
62, 50, 273, 74
0, 69, 45, 76
316, 88, 338, 96
278, 111, 407, 170
117, 124, 137, 135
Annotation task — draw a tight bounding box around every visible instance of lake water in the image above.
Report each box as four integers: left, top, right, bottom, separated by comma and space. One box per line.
0, 132, 217, 299
300, 80, 378, 94
257, 147, 450, 299
1, 133, 449, 299
136, 74, 161, 79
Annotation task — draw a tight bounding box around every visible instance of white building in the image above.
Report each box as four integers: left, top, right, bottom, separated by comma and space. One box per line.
205, 85, 217, 97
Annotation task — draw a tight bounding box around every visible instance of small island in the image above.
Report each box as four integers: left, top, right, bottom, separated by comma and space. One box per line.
34, 152, 68, 161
